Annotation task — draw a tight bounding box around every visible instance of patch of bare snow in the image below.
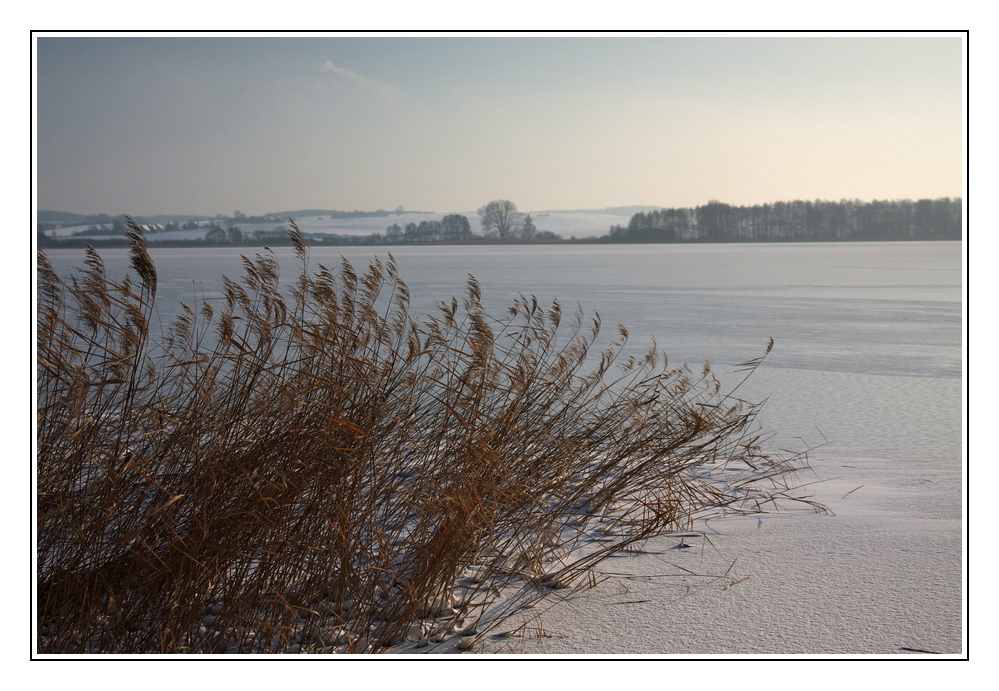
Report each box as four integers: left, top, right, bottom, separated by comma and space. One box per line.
380, 455, 962, 657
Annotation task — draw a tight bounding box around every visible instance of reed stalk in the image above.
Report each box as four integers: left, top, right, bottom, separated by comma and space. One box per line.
36, 220, 822, 654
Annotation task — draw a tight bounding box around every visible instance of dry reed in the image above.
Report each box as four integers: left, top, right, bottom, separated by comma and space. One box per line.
36, 220, 822, 654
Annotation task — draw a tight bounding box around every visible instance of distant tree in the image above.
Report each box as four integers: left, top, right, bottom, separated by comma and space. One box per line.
224, 219, 243, 244
478, 200, 523, 241
205, 224, 228, 244
441, 214, 472, 242
416, 220, 442, 242
385, 223, 403, 242
519, 214, 537, 241
696, 200, 733, 242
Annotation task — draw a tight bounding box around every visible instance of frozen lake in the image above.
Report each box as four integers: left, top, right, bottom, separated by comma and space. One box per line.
40, 241, 965, 654
42, 241, 962, 453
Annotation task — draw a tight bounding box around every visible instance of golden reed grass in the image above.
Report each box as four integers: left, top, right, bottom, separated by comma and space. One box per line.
36, 219, 822, 653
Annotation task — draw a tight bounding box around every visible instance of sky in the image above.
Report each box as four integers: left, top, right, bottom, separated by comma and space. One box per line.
34, 33, 965, 217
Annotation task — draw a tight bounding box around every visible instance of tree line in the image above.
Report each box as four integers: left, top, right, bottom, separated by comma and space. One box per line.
36, 197, 963, 248
384, 214, 475, 243
604, 197, 962, 243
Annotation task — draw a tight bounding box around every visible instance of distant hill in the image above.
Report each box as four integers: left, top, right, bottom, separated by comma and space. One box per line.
37, 209, 437, 227
132, 214, 213, 223
269, 209, 439, 220
535, 206, 661, 216
272, 209, 389, 219
38, 211, 95, 225
38, 211, 212, 225
599, 205, 664, 216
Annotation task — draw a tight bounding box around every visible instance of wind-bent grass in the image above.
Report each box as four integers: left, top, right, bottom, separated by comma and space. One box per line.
36, 220, 823, 654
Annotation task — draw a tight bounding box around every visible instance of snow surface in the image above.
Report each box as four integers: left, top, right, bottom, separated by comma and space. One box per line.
384, 462, 962, 657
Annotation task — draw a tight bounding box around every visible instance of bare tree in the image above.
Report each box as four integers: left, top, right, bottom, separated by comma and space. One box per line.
519, 213, 537, 241
478, 200, 523, 241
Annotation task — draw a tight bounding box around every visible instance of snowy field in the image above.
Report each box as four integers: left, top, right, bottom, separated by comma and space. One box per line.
47, 210, 632, 242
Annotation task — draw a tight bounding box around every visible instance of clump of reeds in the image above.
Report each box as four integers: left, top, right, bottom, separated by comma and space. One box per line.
36, 219, 822, 654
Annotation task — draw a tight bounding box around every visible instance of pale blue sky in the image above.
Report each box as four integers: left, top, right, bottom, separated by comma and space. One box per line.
35, 34, 964, 216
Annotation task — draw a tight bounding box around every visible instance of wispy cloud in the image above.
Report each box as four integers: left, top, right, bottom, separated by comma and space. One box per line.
321, 61, 399, 97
